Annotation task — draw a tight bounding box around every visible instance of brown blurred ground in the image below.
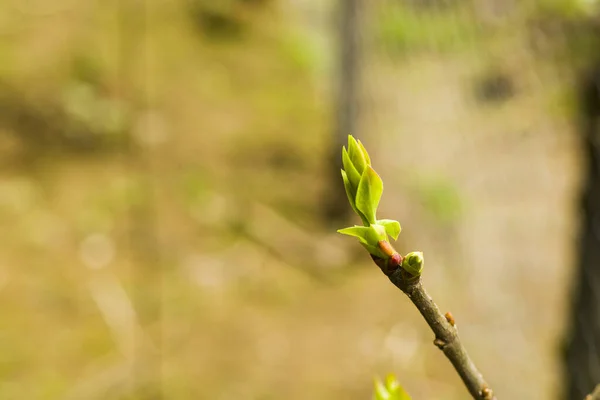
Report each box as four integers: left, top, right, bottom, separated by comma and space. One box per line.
0, 0, 592, 399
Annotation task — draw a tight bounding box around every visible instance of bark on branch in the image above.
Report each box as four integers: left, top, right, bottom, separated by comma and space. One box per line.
386, 268, 496, 400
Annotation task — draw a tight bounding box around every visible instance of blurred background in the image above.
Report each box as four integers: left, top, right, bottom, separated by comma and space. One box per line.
1, 0, 600, 399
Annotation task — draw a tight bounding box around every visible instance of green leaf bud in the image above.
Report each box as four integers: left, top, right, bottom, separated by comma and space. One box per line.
402, 251, 424, 276
348, 135, 368, 175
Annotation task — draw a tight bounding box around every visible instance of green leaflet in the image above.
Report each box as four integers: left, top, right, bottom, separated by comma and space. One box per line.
341, 170, 369, 225
355, 166, 383, 225
338, 224, 388, 259
341, 170, 357, 213
337, 224, 386, 245
374, 378, 391, 400
342, 146, 362, 192
377, 219, 401, 241
348, 135, 367, 175
357, 138, 371, 165
337, 226, 371, 245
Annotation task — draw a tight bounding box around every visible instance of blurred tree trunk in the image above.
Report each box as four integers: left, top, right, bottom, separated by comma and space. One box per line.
564, 59, 600, 400
325, 0, 362, 223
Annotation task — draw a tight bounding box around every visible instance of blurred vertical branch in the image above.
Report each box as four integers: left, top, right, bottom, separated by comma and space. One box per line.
325, 0, 362, 223
564, 54, 600, 400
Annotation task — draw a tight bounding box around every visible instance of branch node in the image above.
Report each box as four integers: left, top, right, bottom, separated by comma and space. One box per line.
481, 386, 494, 400
433, 338, 446, 349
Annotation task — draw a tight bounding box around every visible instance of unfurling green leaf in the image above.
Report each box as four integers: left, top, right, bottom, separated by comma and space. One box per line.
341, 170, 366, 223
337, 225, 386, 245
348, 135, 368, 174
377, 219, 401, 241
355, 166, 384, 225
337, 224, 388, 258
337, 226, 372, 245
342, 146, 361, 191
385, 375, 400, 393
373, 378, 390, 400
403, 251, 424, 276
357, 139, 371, 165
373, 374, 412, 400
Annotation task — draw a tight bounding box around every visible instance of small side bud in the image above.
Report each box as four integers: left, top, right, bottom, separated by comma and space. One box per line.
445, 311, 455, 326
390, 252, 402, 267
433, 338, 446, 349
481, 386, 494, 400
375, 240, 402, 274
402, 251, 424, 276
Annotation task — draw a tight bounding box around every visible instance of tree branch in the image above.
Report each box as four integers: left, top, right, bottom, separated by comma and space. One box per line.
386, 268, 496, 400
337, 136, 494, 398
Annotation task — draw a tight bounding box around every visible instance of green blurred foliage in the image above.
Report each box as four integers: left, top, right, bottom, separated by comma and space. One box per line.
377, 3, 481, 56
411, 176, 463, 225
536, 0, 599, 16
373, 374, 412, 400
187, 0, 274, 40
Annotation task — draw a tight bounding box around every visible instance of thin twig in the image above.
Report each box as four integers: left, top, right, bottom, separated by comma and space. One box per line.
386, 268, 496, 400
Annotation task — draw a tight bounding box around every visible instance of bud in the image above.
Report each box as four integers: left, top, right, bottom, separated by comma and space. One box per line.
341, 135, 382, 226
402, 251, 424, 276
337, 135, 404, 267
